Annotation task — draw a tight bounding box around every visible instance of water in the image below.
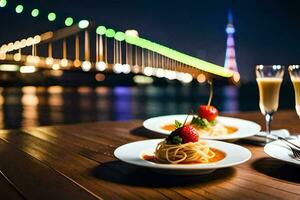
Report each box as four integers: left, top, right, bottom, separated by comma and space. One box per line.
0, 83, 295, 129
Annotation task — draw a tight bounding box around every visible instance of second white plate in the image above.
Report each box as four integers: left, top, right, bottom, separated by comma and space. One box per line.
114, 139, 252, 175
264, 139, 300, 166
143, 115, 261, 140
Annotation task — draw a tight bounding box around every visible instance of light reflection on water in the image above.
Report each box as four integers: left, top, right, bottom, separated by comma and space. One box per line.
0, 84, 295, 129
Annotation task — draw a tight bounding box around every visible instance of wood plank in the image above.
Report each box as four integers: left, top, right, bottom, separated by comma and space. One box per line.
0, 138, 99, 200
0, 172, 24, 200
0, 130, 172, 200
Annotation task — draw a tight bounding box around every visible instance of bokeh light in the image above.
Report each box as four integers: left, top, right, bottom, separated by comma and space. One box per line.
78, 20, 89, 29
95, 73, 105, 82
15, 5, 24, 13
65, 17, 73, 26
31, 9, 39, 17
0, 0, 7, 8
48, 12, 56, 21
96, 26, 106, 35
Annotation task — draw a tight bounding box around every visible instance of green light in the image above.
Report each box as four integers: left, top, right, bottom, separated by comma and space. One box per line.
96, 26, 106, 35
64, 17, 73, 26
0, 0, 7, 8
15, 5, 24, 13
125, 35, 137, 44
105, 28, 115, 38
114, 32, 125, 41
48, 12, 56, 21
31, 9, 39, 17
124, 35, 233, 78
78, 20, 89, 29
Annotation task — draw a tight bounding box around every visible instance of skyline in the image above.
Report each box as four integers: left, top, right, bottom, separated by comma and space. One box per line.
1, 1, 300, 81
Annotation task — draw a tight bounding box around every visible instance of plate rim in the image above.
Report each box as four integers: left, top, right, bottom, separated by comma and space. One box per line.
143, 114, 261, 140
114, 139, 252, 171
264, 139, 300, 166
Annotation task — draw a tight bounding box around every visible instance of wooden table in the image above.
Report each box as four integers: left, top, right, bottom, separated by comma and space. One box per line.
0, 111, 299, 200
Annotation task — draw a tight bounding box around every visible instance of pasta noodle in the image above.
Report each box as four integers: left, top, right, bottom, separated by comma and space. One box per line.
154, 140, 216, 164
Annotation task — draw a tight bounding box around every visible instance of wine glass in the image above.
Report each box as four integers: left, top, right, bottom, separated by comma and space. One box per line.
289, 65, 300, 117
256, 65, 284, 138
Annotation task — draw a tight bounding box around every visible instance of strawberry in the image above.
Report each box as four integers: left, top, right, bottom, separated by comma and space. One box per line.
198, 105, 218, 122
167, 125, 199, 144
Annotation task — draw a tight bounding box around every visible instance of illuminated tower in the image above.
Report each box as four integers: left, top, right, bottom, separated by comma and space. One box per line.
224, 11, 238, 73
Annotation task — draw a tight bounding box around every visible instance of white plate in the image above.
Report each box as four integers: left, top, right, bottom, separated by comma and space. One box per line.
114, 139, 252, 175
264, 139, 300, 166
143, 115, 261, 140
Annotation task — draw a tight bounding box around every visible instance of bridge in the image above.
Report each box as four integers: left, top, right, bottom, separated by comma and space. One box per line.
0, 0, 239, 85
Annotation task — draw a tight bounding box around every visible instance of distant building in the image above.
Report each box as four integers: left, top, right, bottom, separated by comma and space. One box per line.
224, 10, 239, 73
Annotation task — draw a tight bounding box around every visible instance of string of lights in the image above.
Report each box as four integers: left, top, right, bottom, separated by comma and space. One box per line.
0, 0, 235, 83
0, 0, 74, 26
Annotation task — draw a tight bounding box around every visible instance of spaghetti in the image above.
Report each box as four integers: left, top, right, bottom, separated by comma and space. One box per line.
154, 140, 216, 164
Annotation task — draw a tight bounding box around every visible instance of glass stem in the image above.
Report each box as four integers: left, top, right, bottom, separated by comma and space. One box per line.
265, 113, 273, 135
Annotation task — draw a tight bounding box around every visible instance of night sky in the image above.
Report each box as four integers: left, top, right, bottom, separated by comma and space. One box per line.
1, 0, 300, 81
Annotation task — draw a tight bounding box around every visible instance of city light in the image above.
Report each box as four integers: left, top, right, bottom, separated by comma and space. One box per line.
20, 39, 27, 48
115, 32, 125, 41
133, 75, 154, 84
65, 17, 73, 26
95, 73, 105, 82
7, 42, 14, 51
164, 70, 176, 80
96, 61, 106, 71
26, 37, 34, 46
143, 66, 153, 76
31, 9, 39, 17
233, 72, 240, 83
155, 68, 165, 78
48, 12, 56, 21
132, 65, 140, 73
122, 64, 131, 74
15, 5, 24, 14
0, 64, 19, 72
73, 60, 81, 67
96, 26, 106, 35
26, 55, 40, 65
0, 44, 7, 52
20, 65, 36, 73
0, 53, 6, 60
33, 35, 41, 43
45, 57, 54, 65
125, 30, 139, 37
180, 73, 193, 83
0, 0, 7, 8
13, 53, 21, 61
197, 73, 206, 83
81, 61, 92, 71
105, 29, 116, 38
52, 63, 60, 70
60, 59, 68, 67
13, 41, 21, 49
78, 20, 89, 29
113, 63, 123, 74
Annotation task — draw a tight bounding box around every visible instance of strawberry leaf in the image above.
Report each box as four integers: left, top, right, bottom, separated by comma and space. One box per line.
171, 135, 182, 144
190, 116, 210, 129
210, 119, 217, 126
174, 120, 182, 129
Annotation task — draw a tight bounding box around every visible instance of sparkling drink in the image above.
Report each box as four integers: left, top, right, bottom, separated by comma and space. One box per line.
291, 78, 300, 116
256, 65, 284, 138
256, 77, 282, 115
